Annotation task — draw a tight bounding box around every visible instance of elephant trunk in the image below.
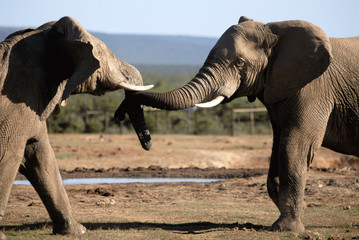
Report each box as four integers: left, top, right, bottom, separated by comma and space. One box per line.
110, 62, 152, 151
135, 68, 219, 110
127, 103, 152, 151
115, 65, 219, 149
115, 92, 152, 151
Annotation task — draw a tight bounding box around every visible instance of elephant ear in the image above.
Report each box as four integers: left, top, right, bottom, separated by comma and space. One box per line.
238, 16, 253, 23
53, 16, 100, 101
40, 17, 100, 120
263, 20, 332, 104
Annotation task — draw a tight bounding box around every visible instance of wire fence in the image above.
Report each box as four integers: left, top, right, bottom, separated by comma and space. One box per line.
130, 107, 272, 135
64, 107, 272, 136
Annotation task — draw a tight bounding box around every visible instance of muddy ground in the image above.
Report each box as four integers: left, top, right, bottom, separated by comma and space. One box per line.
5, 134, 359, 239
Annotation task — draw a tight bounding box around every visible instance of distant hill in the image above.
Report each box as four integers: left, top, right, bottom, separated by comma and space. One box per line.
0, 27, 21, 42
94, 33, 216, 66
135, 64, 201, 74
0, 26, 217, 72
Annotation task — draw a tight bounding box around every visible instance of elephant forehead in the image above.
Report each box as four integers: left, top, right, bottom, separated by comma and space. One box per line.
214, 28, 260, 60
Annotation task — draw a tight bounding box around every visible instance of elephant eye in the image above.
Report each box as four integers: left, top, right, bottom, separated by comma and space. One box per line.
236, 58, 245, 68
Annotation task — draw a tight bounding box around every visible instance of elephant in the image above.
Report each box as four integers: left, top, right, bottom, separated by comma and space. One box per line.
116, 16, 359, 232
0, 16, 153, 238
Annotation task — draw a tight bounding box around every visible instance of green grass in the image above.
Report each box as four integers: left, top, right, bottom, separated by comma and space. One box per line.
54, 153, 75, 159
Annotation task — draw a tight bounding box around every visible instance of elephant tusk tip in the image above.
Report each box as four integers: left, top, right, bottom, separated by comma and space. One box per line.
61, 99, 68, 107
195, 96, 225, 108
119, 82, 154, 91
144, 84, 154, 90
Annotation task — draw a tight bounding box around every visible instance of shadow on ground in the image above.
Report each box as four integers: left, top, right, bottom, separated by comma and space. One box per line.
3, 221, 270, 234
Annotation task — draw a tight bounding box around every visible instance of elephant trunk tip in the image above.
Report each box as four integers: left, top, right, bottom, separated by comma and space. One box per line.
139, 130, 152, 151
115, 97, 152, 151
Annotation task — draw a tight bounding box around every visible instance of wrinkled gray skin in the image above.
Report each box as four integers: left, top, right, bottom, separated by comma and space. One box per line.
0, 16, 151, 239
119, 16, 359, 232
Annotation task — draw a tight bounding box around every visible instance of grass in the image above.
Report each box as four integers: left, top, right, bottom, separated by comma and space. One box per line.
54, 153, 75, 159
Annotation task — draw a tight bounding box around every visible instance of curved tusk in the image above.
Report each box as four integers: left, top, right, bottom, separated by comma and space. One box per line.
195, 96, 225, 108
119, 82, 154, 91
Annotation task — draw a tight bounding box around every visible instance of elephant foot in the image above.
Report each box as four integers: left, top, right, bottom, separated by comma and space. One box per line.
271, 216, 305, 232
53, 220, 86, 236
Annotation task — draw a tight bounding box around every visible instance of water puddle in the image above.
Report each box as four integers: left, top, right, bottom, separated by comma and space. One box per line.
13, 178, 222, 185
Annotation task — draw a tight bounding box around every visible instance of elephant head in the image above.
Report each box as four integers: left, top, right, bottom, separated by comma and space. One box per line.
1, 16, 153, 150
117, 16, 331, 114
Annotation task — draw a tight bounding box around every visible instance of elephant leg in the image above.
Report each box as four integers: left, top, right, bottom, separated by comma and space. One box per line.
0, 132, 25, 239
271, 128, 323, 232
19, 129, 85, 236
0, 146, 25, 239
267, 127, 280, 208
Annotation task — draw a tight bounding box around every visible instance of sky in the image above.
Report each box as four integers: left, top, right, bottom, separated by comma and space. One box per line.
1, 0, 359, 39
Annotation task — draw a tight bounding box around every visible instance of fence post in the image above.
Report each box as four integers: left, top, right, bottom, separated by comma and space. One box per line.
249, 111, 254, 135
232, 108, 267, 135
186, 110, 191, 134
166, 111, 170, 134
231, 110, 235, 136
103, 110, 109, 132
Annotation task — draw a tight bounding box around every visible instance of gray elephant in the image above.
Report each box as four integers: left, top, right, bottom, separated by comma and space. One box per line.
117, 16, 359, 232
0, 16, 153, 238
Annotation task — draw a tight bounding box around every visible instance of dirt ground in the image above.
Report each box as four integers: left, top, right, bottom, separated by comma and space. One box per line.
5, 134, 359, 239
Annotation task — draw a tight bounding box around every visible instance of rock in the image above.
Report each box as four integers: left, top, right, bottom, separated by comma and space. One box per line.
96, 198, 116, 207
87, 187, 116, 197
343, 205, 351, 210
